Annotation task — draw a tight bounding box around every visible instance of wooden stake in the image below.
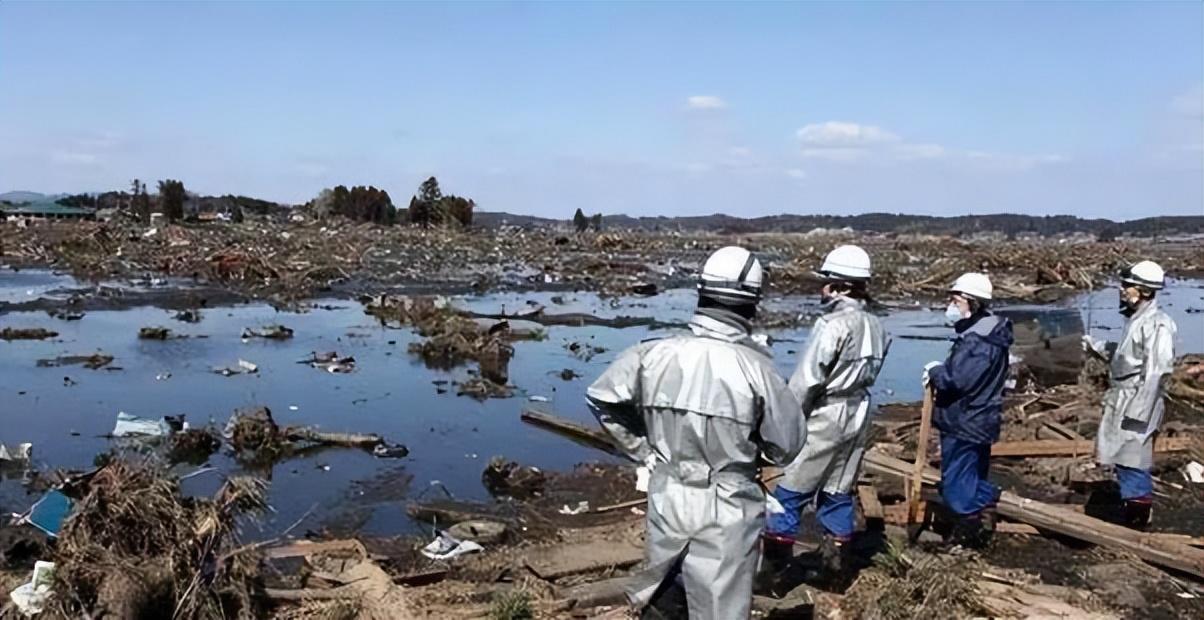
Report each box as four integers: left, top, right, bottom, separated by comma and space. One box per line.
907, 385, 935, 539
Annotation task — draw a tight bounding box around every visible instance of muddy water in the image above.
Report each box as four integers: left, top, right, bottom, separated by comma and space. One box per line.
1, 273, 1201, 540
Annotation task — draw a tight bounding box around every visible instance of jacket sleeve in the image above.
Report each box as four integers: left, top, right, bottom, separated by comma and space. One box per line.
1124, 322, 1175, 423
586, 343, 653, 463
930, 337, 990, 399
789, 317, 842, 416
755, 366, 806, 466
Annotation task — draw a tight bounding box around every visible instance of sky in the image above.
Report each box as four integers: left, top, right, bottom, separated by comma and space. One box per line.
0, 2, 1201, 220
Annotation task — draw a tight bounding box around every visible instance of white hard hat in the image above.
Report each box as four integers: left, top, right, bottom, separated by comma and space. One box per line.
950, 272, 993, 301
817, 245, 872, 281
699, 246, 763, 303
1121, 260, 1165, 290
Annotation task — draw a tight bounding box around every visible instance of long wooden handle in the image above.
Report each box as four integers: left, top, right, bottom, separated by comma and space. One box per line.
907, 386, 935, 529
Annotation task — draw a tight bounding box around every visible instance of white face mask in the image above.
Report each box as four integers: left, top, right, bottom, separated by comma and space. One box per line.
944, 303, 966, 325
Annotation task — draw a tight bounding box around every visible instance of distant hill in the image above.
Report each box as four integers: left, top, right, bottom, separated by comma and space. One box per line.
475, 211, 1204, 238
0, 191, 55, 203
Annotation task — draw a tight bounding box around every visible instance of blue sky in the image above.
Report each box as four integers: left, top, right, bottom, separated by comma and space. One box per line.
1, 2, 1200, 219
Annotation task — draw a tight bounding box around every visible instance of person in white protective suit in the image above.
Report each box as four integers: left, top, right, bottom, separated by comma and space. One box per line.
1083, 260, 1176, 529
762, 245, 889, 583
586, 246, 806, 620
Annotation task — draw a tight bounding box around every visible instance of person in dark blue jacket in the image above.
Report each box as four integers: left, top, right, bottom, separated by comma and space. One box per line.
922, 272, 1013, 548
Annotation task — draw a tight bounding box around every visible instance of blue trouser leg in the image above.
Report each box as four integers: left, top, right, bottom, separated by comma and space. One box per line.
815, 492, 856, 539
940, 433, 998, 516
765, 485, 813, 542
766, 486, 856, 540
1115, 465, 1153, 500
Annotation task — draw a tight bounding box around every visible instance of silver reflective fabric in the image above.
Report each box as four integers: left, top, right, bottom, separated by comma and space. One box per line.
586, 312, 805, 619
780, 297, 889, 495
1096, 300, 1177, 469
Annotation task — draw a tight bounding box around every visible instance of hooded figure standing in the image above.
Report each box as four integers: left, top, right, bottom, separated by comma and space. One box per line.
922, 272, 1013, 548
763, 245, 889, 581
586, 246, 806, 619
1083, 260, 1176, 529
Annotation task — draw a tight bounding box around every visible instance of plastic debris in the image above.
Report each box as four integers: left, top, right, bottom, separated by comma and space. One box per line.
22, 490, 72, 537
300, 352, 356, 373
528, 395, 550, 403
0, 442, 33, 462
213, 360, 259, 376
111, 412, 175, 438
9, 560, 55, 615
558, 501, 590, 515
421, 531, 484, 560
1185, 461, 1204, 484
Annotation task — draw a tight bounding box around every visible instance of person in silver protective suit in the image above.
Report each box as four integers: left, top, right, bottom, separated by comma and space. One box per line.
763, 245, 889, 583
586, 245, 806, 620
1083, 260, 1177, 529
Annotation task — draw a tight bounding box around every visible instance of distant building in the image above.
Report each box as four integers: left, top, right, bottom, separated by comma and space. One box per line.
0, 201, 95, 221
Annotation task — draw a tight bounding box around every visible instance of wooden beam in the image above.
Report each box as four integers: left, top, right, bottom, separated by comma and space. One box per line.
907, 387, 935, 534
863, 449, 1204, 579
857, 484, 884, 521
521, 409, 622, 455
927, 436, 1194, 459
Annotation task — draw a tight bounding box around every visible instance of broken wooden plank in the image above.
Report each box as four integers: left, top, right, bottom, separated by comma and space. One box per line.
968, 436, 1192, 459
864, 449, 1204, 579
264, 539, 367, 559
857, 484, 884, 521
1040, 420, 1084, 441
521, 409, 622, 456
908, 387, 935, 535
555, 575, 637, 609
524, 539, 644, 581
406, 501, 499, 526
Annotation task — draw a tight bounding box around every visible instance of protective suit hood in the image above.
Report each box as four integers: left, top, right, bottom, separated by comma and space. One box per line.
955, 312, 1013, 350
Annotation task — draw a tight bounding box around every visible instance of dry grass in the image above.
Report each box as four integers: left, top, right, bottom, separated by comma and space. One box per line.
48, 458, 268, 619
841, 542, 987, 620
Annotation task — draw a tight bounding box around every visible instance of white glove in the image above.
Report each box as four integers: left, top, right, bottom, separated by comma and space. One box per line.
922, 361, 941, 387
1081, 334, 1105, 355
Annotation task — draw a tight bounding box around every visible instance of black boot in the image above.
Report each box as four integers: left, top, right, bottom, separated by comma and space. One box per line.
947, 515, 988, 550
755, 535, 796, 596
1121, 499, 1153, 531
819, 533, 854, 589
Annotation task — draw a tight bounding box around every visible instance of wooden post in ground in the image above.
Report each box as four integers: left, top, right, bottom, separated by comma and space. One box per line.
907, 386, 935, 540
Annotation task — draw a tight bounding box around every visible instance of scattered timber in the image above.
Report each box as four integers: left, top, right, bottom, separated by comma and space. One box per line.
520, 408, 623, 456
864, 449, 1204, 580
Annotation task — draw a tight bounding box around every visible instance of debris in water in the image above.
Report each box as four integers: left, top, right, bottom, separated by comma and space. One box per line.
138, 326, 172, 340
48, 310, 85, 321
37, 353, 114, 370
241, 324, 294, 340
214, 359, 259, 376
1, 327, 58, 341
111, 411, 180, 438
558, 501, 590, 515
300, 351, 356, 373
0, 442, 33, 462
482, 457, 546, 499
456, 377, 513, 400
173, 308, 202, 323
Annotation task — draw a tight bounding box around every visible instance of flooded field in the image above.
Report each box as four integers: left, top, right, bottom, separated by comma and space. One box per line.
1, 270, 1201, 542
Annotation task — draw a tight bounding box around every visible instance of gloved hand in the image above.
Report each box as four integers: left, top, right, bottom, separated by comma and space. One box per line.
1081, 334, 1105, 355
921, 361, 941, 387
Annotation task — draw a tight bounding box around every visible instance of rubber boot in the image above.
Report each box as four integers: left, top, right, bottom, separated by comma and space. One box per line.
819, 533, 854, 589
755, 534, 795, 596
947, 515, 987, 550
1121, 498, 1153, 531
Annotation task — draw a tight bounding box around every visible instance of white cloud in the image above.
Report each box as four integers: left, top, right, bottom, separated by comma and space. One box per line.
895, 143, 946, 160
50, 150, 100, 166
785, 168, 807, 179
797, 122, 899, 148
685, 95, 727, 110
794, 120, 1065, 170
